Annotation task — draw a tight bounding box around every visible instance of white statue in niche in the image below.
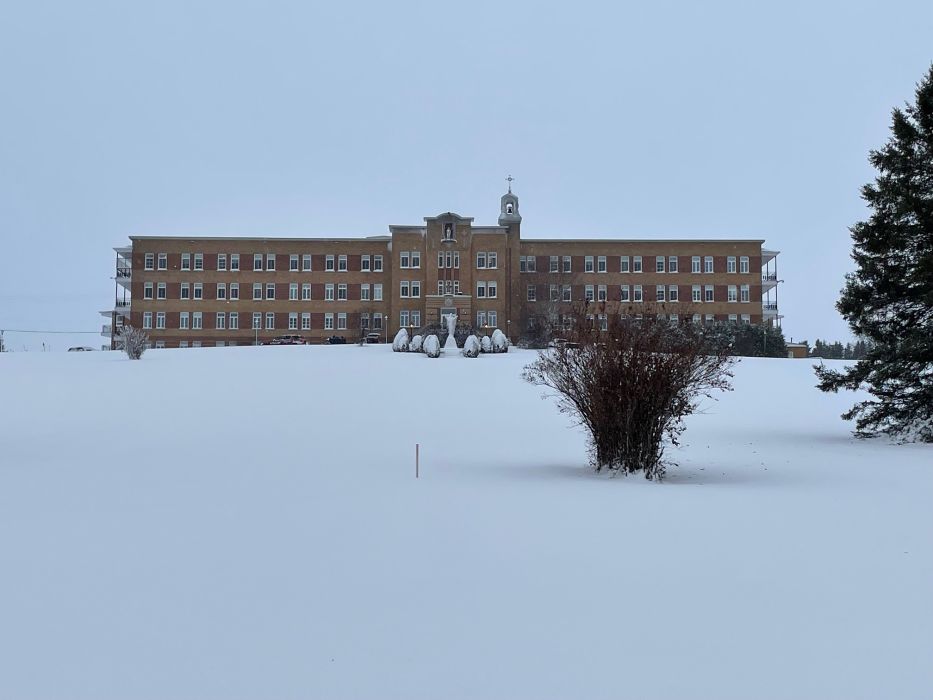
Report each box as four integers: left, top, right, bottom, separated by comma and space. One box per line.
443, 312, 459, 351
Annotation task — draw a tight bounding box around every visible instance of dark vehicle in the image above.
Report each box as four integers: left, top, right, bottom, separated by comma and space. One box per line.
326, 335, 347, 345
266, 335, 308, 345
67, 346, 95, 352
365, 332, 382, 344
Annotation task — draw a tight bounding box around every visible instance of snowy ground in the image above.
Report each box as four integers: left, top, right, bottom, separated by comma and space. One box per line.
1, 346, 930, 700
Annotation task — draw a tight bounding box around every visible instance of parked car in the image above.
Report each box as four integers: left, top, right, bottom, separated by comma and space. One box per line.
266, 335, 308, 345
67, 346, 95, 352
365, 332, 382, 344
326, 335, 347, 345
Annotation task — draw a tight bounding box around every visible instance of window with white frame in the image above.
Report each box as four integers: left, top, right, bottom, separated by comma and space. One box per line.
453, 280, 461, 295
549, 256, 559, 273
373, 255, 383, 271
191, 341, 201, 348
157, 282, 166, 300
401, 252, 410, 268
229, 312, 239, 330
476, 311, 487, 327
252, 312, 261, 329
585, 284, 594, 301
488, 252, 498, 268
729, 314, 738, 323
488, 281, 497, 298
302, 283, 311, 300
740, 284, 750, 302
411, 280, 420, 297
192, 311, 203, 330
324, 313, 334, 330
705, 314, 715, 325
290, 255, 299, 271
194, 253, 203, 271
669, 256, 678, 273
374, 284, 383, 301
741, 314, 751, 324
727, 285, 737, 302
182, 253, 191, 271
360, 313, 370, 329
550, 284, 559, 301
400, 310, 410, 327
266, 253, 275, 271
656, 256, 665, 273
562, 285, 571, 302
231, 254, 239, 271
180, 312, 189, 329
156, 312, 165, 329
621, 256, 630, 273
216, 312, 226, 330
361, 255, 370, 271
179, 341, 189, 348
411, 310, 421, 326
325, 255, 335, 271
288, 312, 298, 330
520, 255, 536, 272
303, 254, 312, 271
476, 252, 487, 269
265, 312, 275, 330
727, 256, 736, 273
488, 310, 497, 327
411, 251, 421, 268
669, 314, 679, 324
360, 284, 370, 301
692, 313, 701, 324
633, 256, 643, 273
691, 256, 701, 273
705, 285, 714, 302
289, 283, 298, 301
621, 285, 630, 302
740, 256, 749, 273
217, 253, 227, 271
253, 283, 262, 300
230, 283, 239, 300
144, 253, 154, 270
337, 283, 347, 301
563, 255, 572, 273
266, 283, 275, 300
585, 256, 594, 273
692, 285, 701, 302
216, 283, 226, 300
193, 283, 203, 300
669, 284, 679, 302
476, 281, 485, 298
157, 253, 167, 270
373, 313, 382, 329
154, 340, 165, 349
301, 313, 310, 330
597, 285, 607, 301
633, 285, 643, 302
180, 283, 190, 300
253, 254, 262, 271
400, 281, 410, 297
338, 255, 347, 272
527, 285, 536, 302
704, 256, 714, 273
656, 285, 665, 302
597, 256, 606, 273
325, 284, 334, 301
144, 282, 153, 299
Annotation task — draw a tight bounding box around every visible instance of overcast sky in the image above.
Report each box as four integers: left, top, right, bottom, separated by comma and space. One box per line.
1, 0, 931, 351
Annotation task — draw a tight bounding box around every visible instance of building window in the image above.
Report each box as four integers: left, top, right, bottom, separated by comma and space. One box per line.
488, 252, 498, 268
373, 313, 383, 330
289, 283, 298, 301
325, 284, 334, 301
373, 255, 383, 271
180, 283, 190, 300
476, 281, 485, 298
563, 255, 572, 273
740, 256, 749, 274
412, 280, 421, 298
669, 314, 678, 324
669, 256, 678, 273
179, 341, 189, 348
488, 310, 498, 327
361, 255, 370, 271
585, 256, 594, 273
489, 281, 497, 298
597, 256, 607, 273
230, 283, 239, 300
476, 252, 486, 269
633, 256, 642, 273
656, 256, 665, 273
400, 310, 410, 327
301, 313, 310, 330
692, 285, 701, 302
265, 312, 275, 330
549, 256, 559, 273
193, 283, 203, 300
192, 311, 203, 330
143, 282, 153, 299
620, 285, 630, 302
302, 283, 311, 300
527, 284, 536, 302
704, 256, 714, 273
401, 252, 410, 268
144, 253, 154, 270
550, 284, 559, 301
705, 285, 714, 302
741, 314, 751, 324
181, 253, 191, 271
620, 256, 630, 273
231, 254, 240, 271
401, 281, 410, 298
288, 312, 298, 330
180, 312, 189, 330
727, 256, 736, 273
411, 251, 421, 268
301, 254, 311, 271
562, 285, 571, 302
263, 283, 273, 300
157, 282, 166, 300
692, 314, 701, 324
374, 284, 383, 301
338, 255, 347, 272
729, 314, 738, 323
326, 255, 335, 271
191, 341, 202, 348
476, 311, 487, 327
266, 253, 276, 271
585, 285, 594, 301
728, 285, 737, 302
194, 253, 203, 271
705, 314, 715, 326
252, 312, 261, 329
691, 256, 701, 274
216, 283, 226, 300
156, 312, 165, 329
669, 285, 679, 302
740, 284, 750, 302
656, 285, 665, 302
324, 313, 334, 330
360, 284, 370, 301
337, 283, 347, 300
229, 312, 239, 330
633, 285, 643, 303
157, 253, 167, 270
217, 254, 227, 271
253, 283, 262, 300
412, 310, 421, 326
216, 312, 226, 330
253, 254, 263, 271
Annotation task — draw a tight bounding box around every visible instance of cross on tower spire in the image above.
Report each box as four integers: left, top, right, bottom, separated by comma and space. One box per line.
506, 174, 514, 193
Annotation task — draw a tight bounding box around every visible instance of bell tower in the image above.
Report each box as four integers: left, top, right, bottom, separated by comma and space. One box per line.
498, 175, 521, 227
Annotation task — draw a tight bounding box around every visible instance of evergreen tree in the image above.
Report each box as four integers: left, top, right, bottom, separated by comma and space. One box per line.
816, 65, 933, 442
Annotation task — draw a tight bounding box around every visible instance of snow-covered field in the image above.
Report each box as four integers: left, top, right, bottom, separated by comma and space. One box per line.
1, 346, 930, 699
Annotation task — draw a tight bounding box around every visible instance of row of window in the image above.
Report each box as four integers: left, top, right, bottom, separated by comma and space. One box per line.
532, 283, 753, 303
143, 282, 387, 302
518, 255, 752, 274
143, 253, 387, 273
540, 313, 754, 332
142, 311, 386, 331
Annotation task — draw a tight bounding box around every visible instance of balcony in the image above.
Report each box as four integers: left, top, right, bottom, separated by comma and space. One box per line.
763, 303, 779, 314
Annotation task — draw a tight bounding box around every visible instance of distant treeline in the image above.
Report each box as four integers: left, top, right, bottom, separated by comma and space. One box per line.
795, 339, 872, 360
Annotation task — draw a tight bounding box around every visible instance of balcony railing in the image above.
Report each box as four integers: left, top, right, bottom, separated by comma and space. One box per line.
116, 267, 132, 278
101, 324, 112, 336
116, 300, 130, 308
763, 303, 779, 311
762, 274, 778, 282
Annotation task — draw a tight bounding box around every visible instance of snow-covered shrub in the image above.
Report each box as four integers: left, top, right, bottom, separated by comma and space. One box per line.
423, 334, 441, 358
491, 329, 509, 353
462, 335, 480, 358
118, 325, 148, 360
480, 335, 492, 354
392, 328, 410, 352
410, 334, 423, 353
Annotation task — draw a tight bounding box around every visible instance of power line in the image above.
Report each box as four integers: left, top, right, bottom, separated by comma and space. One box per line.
0, 328, 100, 334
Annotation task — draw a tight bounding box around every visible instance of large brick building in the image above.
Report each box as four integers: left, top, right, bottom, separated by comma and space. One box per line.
102, 188, 781, 348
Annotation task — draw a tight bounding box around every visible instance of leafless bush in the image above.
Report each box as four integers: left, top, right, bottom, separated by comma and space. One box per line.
523, 304, 734, 480
118, 325, 149, 360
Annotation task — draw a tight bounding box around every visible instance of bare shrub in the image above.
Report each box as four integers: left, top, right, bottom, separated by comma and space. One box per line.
523, 304, 734, 480
118, 325, 149, 360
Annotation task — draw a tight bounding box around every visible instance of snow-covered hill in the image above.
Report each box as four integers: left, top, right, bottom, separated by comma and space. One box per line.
1, 346, 930, 699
